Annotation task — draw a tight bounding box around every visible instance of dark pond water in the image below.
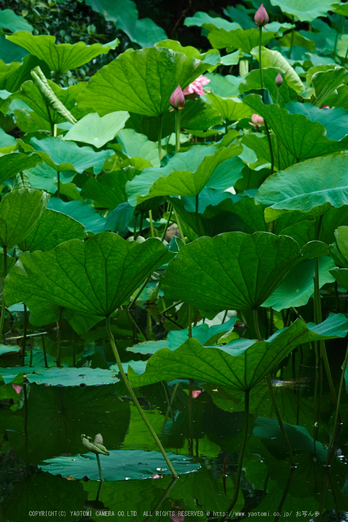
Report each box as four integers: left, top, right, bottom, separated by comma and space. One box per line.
1, 322, 348, 522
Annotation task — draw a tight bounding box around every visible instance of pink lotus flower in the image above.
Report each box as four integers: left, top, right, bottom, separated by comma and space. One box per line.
12, 384, 22, 394
254, 4, 269, 28
192, 390, 202, 398
170, 86, 185, 110
183, 75, 210, 96
250, 114, 264, 127
275, 73, 283, 87
320, 105, 330, 109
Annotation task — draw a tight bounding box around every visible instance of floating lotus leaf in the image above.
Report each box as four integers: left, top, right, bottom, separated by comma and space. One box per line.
39, 450, 200, 480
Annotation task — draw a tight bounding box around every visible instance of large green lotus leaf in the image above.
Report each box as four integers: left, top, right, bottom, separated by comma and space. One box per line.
63, 111, 129, 149
161, 232, 301, 312
127, 145, 242, 205
0, 128, 17, 153
4, 233, 168, 317
6, 31, 118, 73
250, 48, 304, 93
47, 198, 106, 234
0, 152, 42, 185
0, 188, 49, 249
239, 68, 298, 107
332, 226, 348, 266
262, 257, 335, 311
116, 129, 163, 168
255, 155, 348, 222
0, 9, 33, 32
77, 47, 207, 118
270, 0, 339, 22
25, 163, 75, 194
126, 145, 217, 206
40, 450, 199, 480
30, 137, 111, 174
286, 102, 348, 141
18, 208, 87, 253
204, 93, 253, 122
10, 81, 85, 131
85, 0, 167, 49
311, 66, 348, 107
243, 95, 348, 161
208, 27, 284, 53
8, 385, 130, 463
184, 12, 241, 31
81, 170, 135, 209
129, 315, 348, 391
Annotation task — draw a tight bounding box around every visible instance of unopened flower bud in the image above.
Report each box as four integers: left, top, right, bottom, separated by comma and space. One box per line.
170, 85, 185, 110
254, 4, 269, 28
275, 73, 283, 87
320, 105, 330, 109
251, 114, 264, 126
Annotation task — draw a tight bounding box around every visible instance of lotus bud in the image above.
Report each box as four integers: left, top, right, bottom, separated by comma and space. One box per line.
170, 85, 185, 110
275, 73, 283, 87
320, 105, 330, 109
251, 114, 264, 126
254, 4, 269, 28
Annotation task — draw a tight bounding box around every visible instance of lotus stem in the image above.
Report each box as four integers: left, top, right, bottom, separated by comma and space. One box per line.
253, 308, 295, 467
105, 316, 178, 478
0, 247, 7, 344
148, 210, 155, 238
221, 389, 250, 521
158, 114, 163, 163
175, 109, 181, 154
96, 453, 103, 482
326, 342, 348, 464
259, 27, 263, 89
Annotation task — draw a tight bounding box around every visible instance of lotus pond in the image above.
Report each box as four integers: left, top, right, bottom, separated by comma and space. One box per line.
1, 0, 348, 520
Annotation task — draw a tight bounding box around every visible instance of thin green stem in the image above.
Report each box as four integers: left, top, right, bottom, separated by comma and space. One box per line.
96, 453, 103, 481
253, 308, 295, 467
160, 204, 173, 242
158, 114, 163, 163
0, 247, 7, 344
266, 374, 296, 467
173, 209, 186, 245
106, 316, 178, 478
148, 210, 155, 238
42, 332, 48, 368
259, 27, 263, 89
221, 390, 250, 521
326, 343, 348, 464
264, 120, 274, 175
175, 109, 181, 153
